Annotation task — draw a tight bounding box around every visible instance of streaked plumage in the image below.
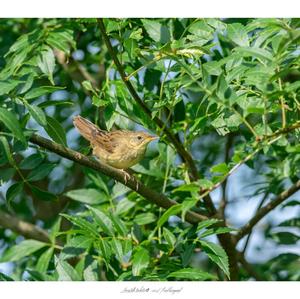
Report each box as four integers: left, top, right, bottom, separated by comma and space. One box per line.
73, 115, 157, 169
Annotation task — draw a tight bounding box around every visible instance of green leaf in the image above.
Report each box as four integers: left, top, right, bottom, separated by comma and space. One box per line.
24, 86, 64, 100
157, 204, 182, 227
197, 219, 220, 232
110, 213, 128, 237
172, 183, 200, 193
37, 47, 56, 84
0, 168, 15, 182
279, 218, 300, 227
235, 47, 273, 62
38, 100, 74, 108
27, 163, 55, 182
45, 116, 67, 146
200, 227, 235, 238
61, 214, 98, 237
20, 153, 45, 170
0, 108, 26, 145
0, 239, 48, 262
0, 136, 14, 165
65, 188, 108, 205
211, 162, 229, 174
83, 259, 99, 281
6, 182, 23, 205
55, 256, 81, 281
0, 80, 21, 95
142, 19, 170, 43
163, 227, 176, 248
88, 206, 115, 236
227, 23, 249, 47
24, 100, 47, 126
134, 213, 157, 225
167, 268, 216, 281
129, 28, 143, 41
36, 247, 54, 273
30, 185, 58, 201
60, 236, 93, 260
271, 232, 299, 245
132, 247, 150, 276
0, 273, 14, 281
110, 238, 124, 263
96, 238, 112, 261
46, 29, 75, 55
200, 240, 230, 279
82, 80, 95, 93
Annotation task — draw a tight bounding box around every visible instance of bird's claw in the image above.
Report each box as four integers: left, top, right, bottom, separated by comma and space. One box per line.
121, 169, 131, 184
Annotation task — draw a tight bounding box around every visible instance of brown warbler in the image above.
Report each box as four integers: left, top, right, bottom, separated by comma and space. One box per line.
73, 115, 158, 170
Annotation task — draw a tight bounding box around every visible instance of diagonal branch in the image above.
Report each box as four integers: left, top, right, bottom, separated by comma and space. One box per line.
29, 133, 208, 224
97, 19, 199, 182
235, 179, 300, 242
0, 210, 50, 243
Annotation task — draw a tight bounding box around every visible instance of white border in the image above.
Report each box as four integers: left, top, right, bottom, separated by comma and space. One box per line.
1, 281, 300, 299
0, 0, 300, 17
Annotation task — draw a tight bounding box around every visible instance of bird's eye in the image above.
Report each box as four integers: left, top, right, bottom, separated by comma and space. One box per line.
137, 136, 142, 140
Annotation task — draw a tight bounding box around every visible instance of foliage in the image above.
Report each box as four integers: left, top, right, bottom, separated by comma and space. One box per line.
0, 18, 299, 281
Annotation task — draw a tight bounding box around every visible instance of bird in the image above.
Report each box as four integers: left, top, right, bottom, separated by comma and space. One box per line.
73, 115, 158, 181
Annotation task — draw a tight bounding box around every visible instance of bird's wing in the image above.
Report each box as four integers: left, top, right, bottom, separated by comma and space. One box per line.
73, 115, 116, 154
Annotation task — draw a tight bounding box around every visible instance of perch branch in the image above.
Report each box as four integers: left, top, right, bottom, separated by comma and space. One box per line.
29, 133, 208, 224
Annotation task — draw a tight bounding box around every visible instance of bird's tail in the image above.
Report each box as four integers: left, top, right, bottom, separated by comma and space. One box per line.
73, 115, 104, 143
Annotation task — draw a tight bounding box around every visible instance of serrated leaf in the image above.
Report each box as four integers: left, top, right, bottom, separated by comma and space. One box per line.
0, 80, 21, 95
20, 153, 44, 170
88, 206, 115, 236
132, 247, 150, 276
235, 47, 273, 62
37, 47, 55, 84
157, 204, 182, 227
30, 185, 57, 201
0, 136, 14, 165
227, 23, 249, 47
142, 19, 170, 43
24, 86, 64, 100
6, 182, 23, 205
36, 247, 54, 273
0, 239, 48, 262
55, 256, 81, 281
27, 163, 55, 181
163, 227, 176, 248
200, 240, 230, 279
45, 116, 67, 147
197, 219, 220, 232
134, 213, 157, 225
24, 100, 47, 126
61, 214, 98, 237
167, 268, 216, 281
0, 108, 26, 145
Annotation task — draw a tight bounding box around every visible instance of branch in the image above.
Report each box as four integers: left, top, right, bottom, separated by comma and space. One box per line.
235, 179, 300, 242
97, 19, 199, 181
29, 133, 208, 224
0, 209, 50, 243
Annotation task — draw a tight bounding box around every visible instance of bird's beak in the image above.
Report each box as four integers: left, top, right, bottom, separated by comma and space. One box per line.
147, 136, 159, 141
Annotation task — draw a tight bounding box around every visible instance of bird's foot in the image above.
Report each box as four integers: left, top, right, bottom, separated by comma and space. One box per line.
120, 169, 131, 184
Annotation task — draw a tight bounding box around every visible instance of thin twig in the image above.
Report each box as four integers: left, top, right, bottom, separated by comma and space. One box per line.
235, 179, 300, 242
242, 192, 270, 254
